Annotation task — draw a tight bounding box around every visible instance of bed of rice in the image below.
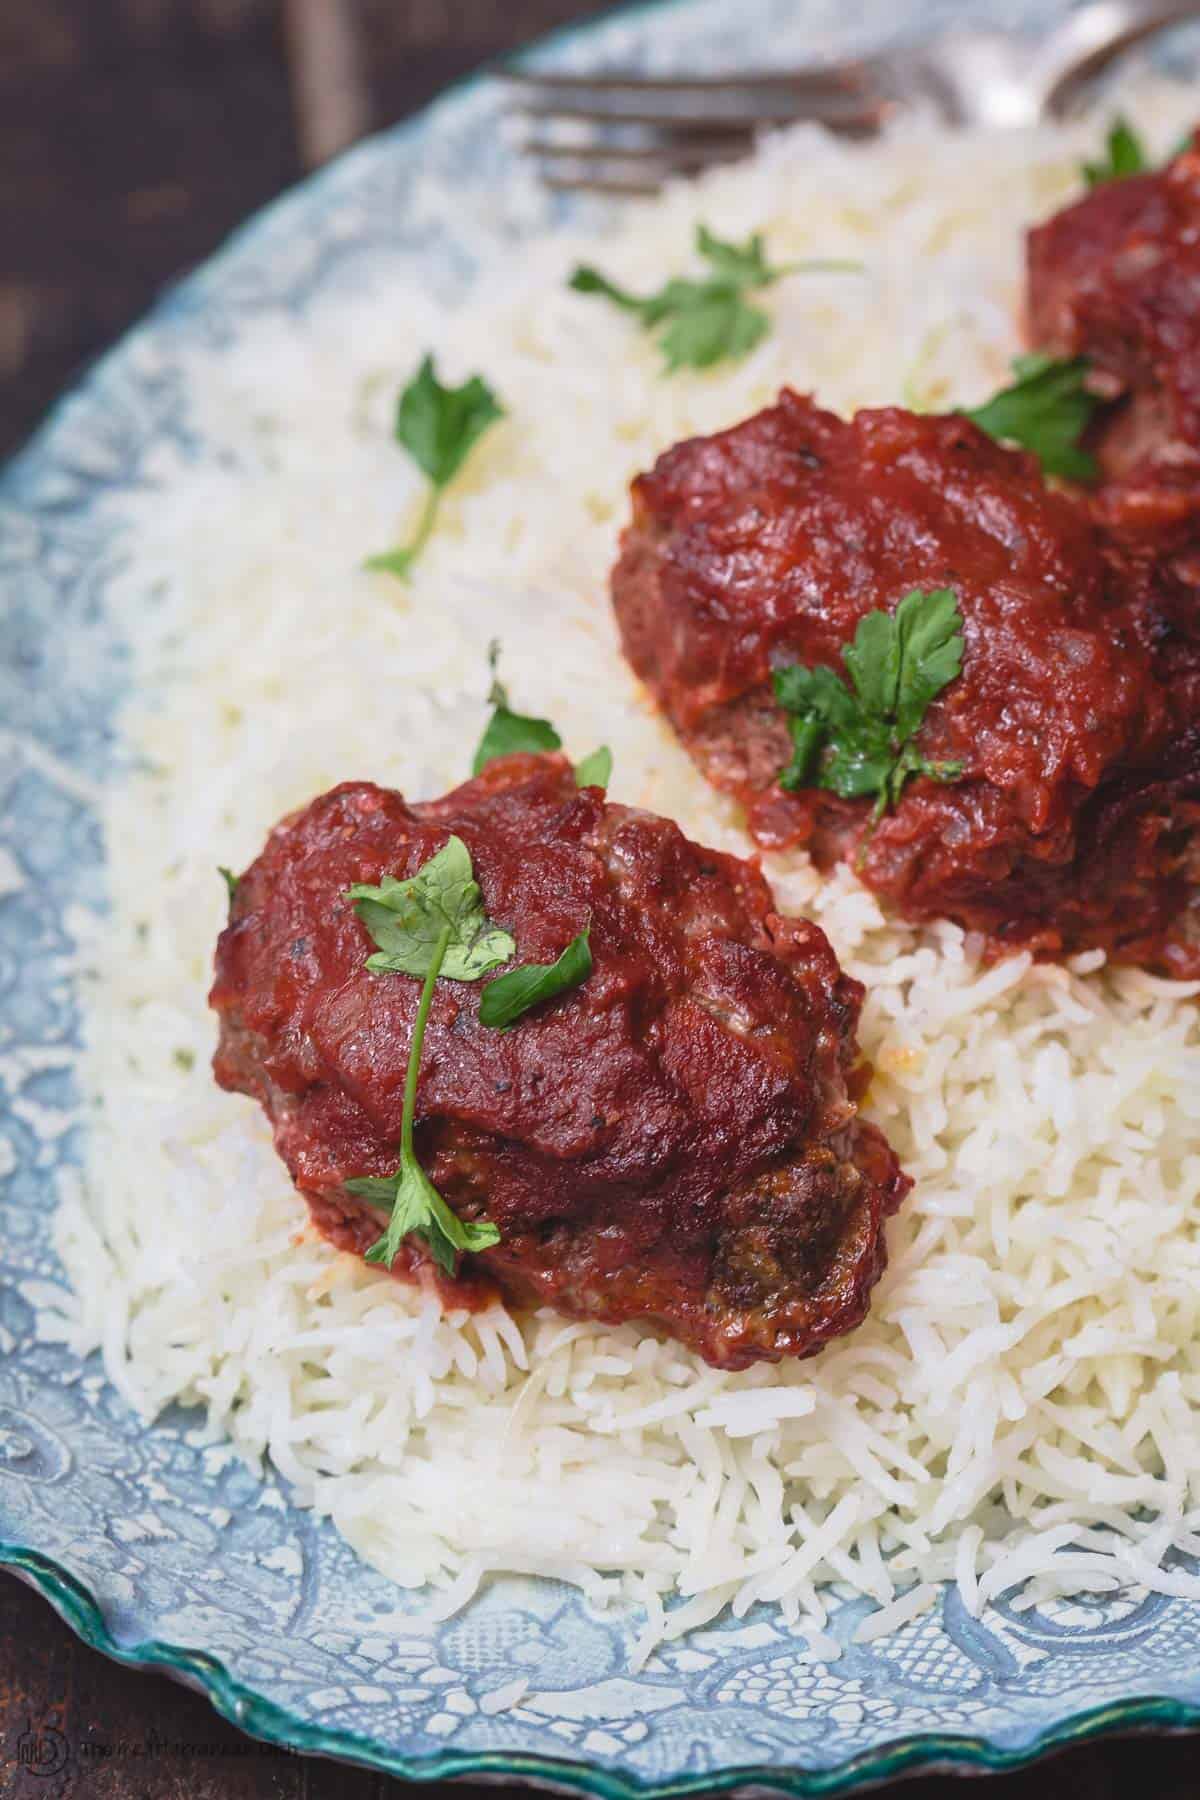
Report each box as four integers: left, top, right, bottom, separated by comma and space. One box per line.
53, 91, 1200, 1660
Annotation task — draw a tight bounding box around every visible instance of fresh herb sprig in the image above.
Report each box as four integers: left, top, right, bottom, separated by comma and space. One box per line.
218, 866, 239, 902
347, 836, 515, 982
774, 588, 965, 820
1082, 118, 1197, 187
1083, 117, 1148, 187
479, 929, 592, 1031
345, 837, 596, 1268
963, 351, 1101, 482
473, 646, 612, 788
366, 356, 503, 581
573, 746, 613, 790
569, 225, 861, 373
344, 836, 512, 1270
473, 650, 563, 775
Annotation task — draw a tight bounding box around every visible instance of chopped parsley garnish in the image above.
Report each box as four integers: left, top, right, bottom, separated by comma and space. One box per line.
346, 835, 515, 981
344, 836, 512, 1270
1083, 117, 1148, 187
472, 645, 611, 788
366, 355, 503, 581
1082, 119, 1198, 186
479, 928, 592, 1031
344, 839, 597, 1265
574, 746, 612, 790
963, 351, 1101, 482
774, 588, 965, 820
218, 866, 239, 901
569, 224, 861, 373
473, 644, 562, 775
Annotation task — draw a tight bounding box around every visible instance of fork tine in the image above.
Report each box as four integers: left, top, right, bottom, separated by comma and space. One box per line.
543, 174, 665, 198
523, 136, 756, 181
501, 64, 884, 97
503, 66, 888, 132
527, 146, 752, 197
512, 95, 887, 133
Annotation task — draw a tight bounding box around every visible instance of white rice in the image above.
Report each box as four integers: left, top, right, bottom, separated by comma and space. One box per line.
52, 90, 1200, 1653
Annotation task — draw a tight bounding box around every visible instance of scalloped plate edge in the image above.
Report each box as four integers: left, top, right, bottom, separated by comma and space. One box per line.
2, 0, 1199, 1789
5, 1540, 1199, 1794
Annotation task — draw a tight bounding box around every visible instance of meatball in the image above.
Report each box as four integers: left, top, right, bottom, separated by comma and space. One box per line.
1092, 462, 1200, 742
1027, 132, 1200, 745
210, 754, 908, 1369
1028, 130, 1200, 476
612, 391, 1197, 970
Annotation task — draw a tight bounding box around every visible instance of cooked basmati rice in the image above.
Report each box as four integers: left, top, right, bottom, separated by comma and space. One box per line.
51, 89, 1200, 1653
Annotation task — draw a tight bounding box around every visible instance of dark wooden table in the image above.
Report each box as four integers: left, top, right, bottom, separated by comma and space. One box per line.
2, 4, 1198, 1794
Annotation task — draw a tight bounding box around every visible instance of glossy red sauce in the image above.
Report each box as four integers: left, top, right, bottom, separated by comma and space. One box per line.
613, 392, 1196, 969
1027, 132, 1200, 944
1029, 131, 1200, 467
211, 755, 908, 1367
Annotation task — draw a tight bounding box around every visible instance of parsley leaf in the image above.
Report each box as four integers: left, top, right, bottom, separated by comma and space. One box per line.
569, 225, 861, 373
774, 588, 965, 819
848, 584, 964, 742
574, 746, 613, 790
693, 223, 774, 283
344, 837, 510, 1271
366, 355, 503, 581
391, 355, 503, 489
347, 1159, 500, 1275
1083, 117, 1148, 187
472, 646, 611, 788
346, 835, 515, 980
962, 351, 1101, 481
472, 650, 563, 774
472, 690, 562, 772
479, 928, 593, 1031
218, 866, 239, 901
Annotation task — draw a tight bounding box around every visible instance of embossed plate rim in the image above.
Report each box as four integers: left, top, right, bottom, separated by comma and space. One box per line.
2, 0, 1198, 1788
4, 1542, 1199, 1793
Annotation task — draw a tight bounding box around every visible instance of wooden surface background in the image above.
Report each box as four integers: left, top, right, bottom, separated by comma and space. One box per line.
1, 3, 1198, 1795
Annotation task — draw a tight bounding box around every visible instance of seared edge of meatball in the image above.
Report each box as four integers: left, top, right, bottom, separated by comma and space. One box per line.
1027, 129, 1200, 471
210, 755, 910, 1368
613, 390, 1196, 971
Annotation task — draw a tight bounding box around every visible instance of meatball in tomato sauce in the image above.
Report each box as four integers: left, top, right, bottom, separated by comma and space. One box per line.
1027, 130, 1200, 748
1028, 130, 1200, 479
211, 754, 908, 1369
613, 391, 1198, 972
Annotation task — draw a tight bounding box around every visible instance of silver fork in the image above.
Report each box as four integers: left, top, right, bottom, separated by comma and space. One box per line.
504, 0, 1200, 195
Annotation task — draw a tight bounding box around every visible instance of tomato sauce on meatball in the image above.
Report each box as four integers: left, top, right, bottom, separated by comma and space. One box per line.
211, 754, 909, 1368
613, 391, 1196, 970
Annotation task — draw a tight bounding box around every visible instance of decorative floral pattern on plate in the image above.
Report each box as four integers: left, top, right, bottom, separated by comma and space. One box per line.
2, 0, 1198, 1790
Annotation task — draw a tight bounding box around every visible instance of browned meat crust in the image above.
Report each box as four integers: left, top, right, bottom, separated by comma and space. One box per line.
612, 392, 1197, 972
210, 754, 909, 1368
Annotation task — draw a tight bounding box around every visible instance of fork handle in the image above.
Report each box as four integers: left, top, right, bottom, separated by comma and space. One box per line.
1033, 0, 1200, 114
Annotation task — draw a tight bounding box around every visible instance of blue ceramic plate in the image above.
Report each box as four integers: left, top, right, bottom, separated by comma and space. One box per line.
3, 0, 1199, 1789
